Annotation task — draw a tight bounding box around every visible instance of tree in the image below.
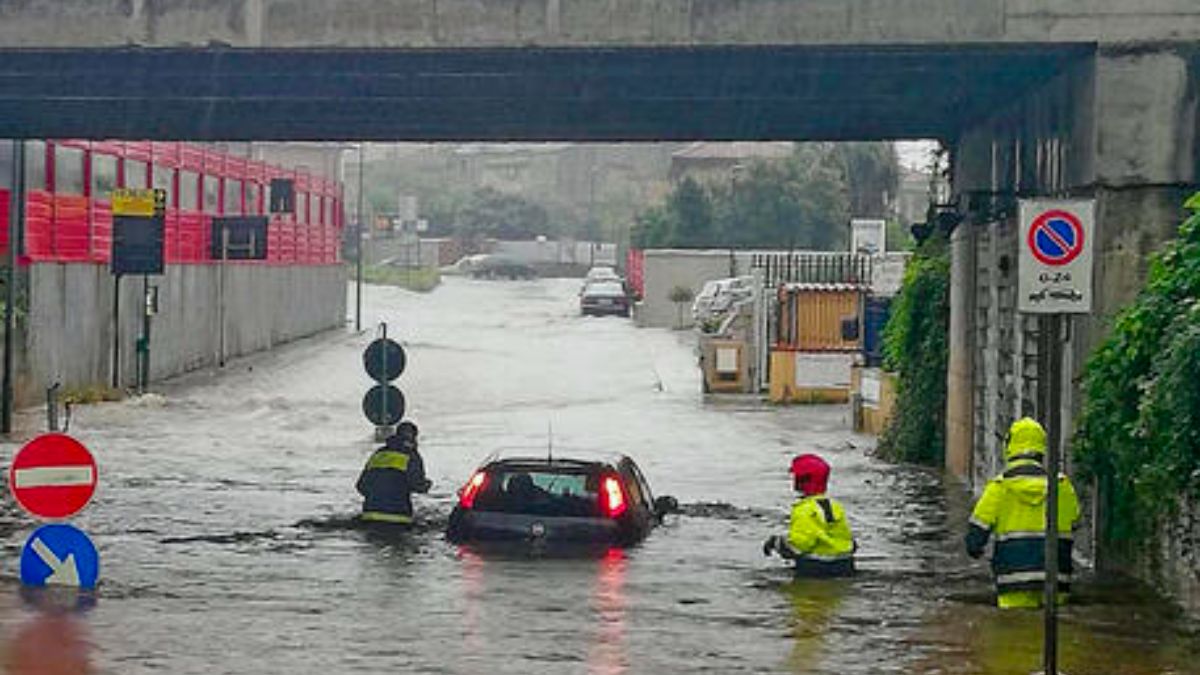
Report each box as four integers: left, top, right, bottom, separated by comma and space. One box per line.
668, 285, 695, 330
455, 188, 550, 245
630, 142, 895, 251
669, 178, 716, 246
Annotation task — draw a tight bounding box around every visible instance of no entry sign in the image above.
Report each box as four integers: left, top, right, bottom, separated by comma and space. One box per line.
8, 433, 98, 520
1018, 199, 1095, 314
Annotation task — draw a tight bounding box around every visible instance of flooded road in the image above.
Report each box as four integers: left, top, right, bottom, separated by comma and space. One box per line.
1, 277, 1197, 674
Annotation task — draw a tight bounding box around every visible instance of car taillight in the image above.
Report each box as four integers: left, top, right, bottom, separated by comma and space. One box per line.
601, 476, 627, 518
459, 471, 488, 509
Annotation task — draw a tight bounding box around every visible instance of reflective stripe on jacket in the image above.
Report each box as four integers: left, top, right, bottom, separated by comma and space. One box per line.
356, 448, 425, 522
783, 494, 855, 574
965, 458, 1080, 594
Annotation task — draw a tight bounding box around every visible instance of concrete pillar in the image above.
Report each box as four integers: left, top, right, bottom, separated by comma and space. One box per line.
945, 220, 974, 482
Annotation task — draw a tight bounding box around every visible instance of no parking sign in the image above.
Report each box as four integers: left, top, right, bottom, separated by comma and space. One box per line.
1018, 199, 1095, 314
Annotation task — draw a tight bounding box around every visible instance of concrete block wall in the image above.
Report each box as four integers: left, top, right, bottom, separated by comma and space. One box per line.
636, 249, 746, 329
17, 263, 346, 405
4, 1, 1200, 48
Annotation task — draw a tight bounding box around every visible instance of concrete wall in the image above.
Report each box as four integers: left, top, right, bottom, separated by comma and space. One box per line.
636, 249, 746, 329
16, 263, 345, 404
948, 46, 1200, 612
3, 1, 1200, 48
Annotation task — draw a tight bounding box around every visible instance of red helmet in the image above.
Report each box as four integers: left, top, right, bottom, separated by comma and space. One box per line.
790, 454, 830, 495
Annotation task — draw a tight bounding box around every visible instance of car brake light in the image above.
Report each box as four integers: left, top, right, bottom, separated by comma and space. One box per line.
601, 476, 627, 518
459, 471, 488, 509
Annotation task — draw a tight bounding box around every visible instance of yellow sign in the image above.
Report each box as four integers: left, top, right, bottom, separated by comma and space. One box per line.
111, 188, 166, 217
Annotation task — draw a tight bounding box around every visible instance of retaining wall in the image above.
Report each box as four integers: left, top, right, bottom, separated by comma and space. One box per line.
16, 262, 346, 405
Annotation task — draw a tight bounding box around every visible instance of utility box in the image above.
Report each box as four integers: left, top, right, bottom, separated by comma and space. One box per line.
850, 365, 896, 434
701, 338, 750, 394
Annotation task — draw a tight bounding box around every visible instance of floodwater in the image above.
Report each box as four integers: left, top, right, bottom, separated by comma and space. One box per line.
0, 276, 1196, 674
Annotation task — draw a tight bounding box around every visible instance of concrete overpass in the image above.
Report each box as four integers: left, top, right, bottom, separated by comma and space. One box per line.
2, 3, 1200, 586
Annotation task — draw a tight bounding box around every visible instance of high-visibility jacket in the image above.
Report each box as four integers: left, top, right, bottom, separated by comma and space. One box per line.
782, 494, 855, 576
356, 445, 430, 525
966, 457, 1080, 595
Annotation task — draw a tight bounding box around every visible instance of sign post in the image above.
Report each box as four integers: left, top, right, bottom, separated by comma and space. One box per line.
8, 432, 101, 591
111, 188, 166, 391
362, 323, 407, 439
1018, 199, 1094, 675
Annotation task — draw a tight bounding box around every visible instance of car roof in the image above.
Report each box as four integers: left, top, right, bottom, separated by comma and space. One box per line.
479, 448, 629, 470
583, 281, 624, 293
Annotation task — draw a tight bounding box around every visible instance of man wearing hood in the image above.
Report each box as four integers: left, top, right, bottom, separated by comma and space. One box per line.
966, 417, 1080, 608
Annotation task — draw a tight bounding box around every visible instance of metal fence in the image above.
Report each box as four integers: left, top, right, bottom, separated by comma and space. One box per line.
750, 252, 873, 287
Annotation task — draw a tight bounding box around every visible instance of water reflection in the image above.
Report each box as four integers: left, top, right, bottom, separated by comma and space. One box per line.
3, 610, 94, 675
911, 590, 1200, 675
781, 578, 849, 674
588, 549, 628, 675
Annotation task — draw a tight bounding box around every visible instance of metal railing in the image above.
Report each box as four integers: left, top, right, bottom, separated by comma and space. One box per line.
750, 252, 872, 288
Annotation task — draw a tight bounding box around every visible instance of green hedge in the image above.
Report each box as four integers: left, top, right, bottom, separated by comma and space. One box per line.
878, 237, 949, 465
1074, 193, 1200, 545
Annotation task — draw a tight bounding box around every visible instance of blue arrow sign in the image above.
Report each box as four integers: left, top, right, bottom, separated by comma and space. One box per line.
20, 524, 99, 590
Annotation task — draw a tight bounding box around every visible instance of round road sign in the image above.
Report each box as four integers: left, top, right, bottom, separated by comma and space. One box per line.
363, 338, 406, 382
8, 433, 98, 520
362, 384, 406, 426
20, 523, 100, 590
1028, 209, 1085, 266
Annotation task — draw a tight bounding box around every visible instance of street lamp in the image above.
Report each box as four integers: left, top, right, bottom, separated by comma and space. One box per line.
355, 143, 365, 332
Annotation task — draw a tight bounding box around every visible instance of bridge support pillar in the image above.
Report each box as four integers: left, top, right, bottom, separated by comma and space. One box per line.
948, 46, 1200, 490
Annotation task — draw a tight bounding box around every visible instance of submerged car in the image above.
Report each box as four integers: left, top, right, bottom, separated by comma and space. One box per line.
580, 281, 630, 317
447, 452, 677, 547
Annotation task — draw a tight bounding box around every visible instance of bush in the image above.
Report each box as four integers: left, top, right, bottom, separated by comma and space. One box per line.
1074, 193, 1200, 546
359, 265, 441, 293
878, 237, 949, 464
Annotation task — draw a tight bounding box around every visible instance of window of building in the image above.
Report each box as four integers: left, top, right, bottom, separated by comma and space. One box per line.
224, 179, 243, 216
53, 146, 86, 195
203, 175, 219, 213
124, 159, 148, 189
23, 141, 46, 192
152, 165, 175, 209
324, 197, 333, 227
246, 182, 260, 215
296, 193, 308, 224
91, 154, 118, 201
0, 142, 13, 190
179, 170, 199, 211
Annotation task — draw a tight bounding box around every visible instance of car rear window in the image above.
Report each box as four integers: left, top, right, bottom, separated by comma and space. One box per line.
472, 468, 601, 517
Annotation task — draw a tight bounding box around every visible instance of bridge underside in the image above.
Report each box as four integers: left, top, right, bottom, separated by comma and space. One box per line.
0, 45, 1088, 141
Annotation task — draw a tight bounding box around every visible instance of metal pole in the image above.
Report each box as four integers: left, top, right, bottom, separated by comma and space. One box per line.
1042, 313, 1063, 675
3, 140, 24, 434
355, 143, 364, 332
112, 274, 121, 389
139, 274, 151, 393
219, 227, 229, 367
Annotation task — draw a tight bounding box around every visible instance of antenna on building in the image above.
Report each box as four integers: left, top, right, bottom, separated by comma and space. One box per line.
547, 421, 554, 463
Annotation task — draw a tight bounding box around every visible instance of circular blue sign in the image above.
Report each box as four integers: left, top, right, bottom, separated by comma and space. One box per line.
20, 523, 100, 591
1028, 209, 1085, 266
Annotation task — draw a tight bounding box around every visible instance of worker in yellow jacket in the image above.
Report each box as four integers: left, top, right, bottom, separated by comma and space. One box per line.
966, 417, 1080, 608
763, 454, 856, 577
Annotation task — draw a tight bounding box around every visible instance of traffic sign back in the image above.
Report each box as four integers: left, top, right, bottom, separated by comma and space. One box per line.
20, 524, 99, 590
9, 433, 98, 520
364, 338, 406, 382
362, 384, 405, 426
